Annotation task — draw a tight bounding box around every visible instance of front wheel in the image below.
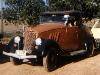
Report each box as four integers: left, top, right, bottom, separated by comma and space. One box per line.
10, 57, 22, 65
43, 51, 58, 71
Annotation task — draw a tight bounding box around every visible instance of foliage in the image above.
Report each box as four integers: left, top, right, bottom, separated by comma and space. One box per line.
49, 0, 100, 19
4, 0, 45, 25
3, 0, 100, 24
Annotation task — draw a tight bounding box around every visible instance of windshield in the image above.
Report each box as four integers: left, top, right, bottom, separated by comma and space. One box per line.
40, 14, 66, 23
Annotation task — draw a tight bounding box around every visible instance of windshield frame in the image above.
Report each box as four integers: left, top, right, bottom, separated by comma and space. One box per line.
40, 14, 67, 23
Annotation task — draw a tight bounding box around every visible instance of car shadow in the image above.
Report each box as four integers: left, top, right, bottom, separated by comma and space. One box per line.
24, 59, 43, 66
24, 48, 100, 72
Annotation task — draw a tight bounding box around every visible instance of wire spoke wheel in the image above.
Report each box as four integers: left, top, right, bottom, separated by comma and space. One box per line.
43, 50, 58, 71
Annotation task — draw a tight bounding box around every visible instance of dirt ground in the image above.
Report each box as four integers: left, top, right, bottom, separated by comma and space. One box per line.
0, 49, 100, 75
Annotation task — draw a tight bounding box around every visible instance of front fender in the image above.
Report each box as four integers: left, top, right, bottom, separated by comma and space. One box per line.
89, 37, 96, 48
36, 39, 60, 57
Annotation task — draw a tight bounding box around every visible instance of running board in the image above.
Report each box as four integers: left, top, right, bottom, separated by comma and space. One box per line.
3, 51, 37, 59
70, 50, 86, 56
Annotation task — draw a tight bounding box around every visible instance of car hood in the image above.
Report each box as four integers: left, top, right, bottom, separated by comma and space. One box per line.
29, 22, 65, 33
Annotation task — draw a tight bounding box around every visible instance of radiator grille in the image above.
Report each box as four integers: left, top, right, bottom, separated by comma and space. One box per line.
23, 27, 37, 51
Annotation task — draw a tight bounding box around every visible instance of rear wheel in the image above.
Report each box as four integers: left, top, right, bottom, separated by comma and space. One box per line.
85, 41, 94, 57
43, 50, 58, 71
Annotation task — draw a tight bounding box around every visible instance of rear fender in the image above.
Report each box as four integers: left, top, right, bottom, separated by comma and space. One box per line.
88, 37, 96, 48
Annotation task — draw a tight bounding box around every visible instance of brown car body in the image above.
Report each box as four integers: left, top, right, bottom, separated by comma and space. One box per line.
3, 11, 95, 71
24, 22, 92, 54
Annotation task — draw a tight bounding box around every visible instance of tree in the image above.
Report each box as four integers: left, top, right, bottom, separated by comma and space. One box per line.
4, 0, 45, 25
48, 0, 71, 11
48, 0, 99, 19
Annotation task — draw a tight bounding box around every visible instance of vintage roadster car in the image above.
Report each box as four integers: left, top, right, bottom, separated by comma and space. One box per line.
3, 11, 95, 71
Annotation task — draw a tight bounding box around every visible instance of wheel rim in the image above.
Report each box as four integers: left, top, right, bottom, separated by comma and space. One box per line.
43, 51, 57, 71
48, 51, 57, 68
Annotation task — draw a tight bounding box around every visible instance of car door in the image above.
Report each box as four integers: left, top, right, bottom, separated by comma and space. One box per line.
66, 27, 80, 49
60, 26, 84, 53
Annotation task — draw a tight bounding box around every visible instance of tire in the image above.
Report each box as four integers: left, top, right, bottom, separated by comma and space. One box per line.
10, 57, 22, 65
0, 44, 5, 55
30, 59, 37, 65
43, 50, 58, 72
0, 50, 3, 55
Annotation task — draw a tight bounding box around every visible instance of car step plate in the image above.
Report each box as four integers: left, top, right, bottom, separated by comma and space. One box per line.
70, 50, 86, 56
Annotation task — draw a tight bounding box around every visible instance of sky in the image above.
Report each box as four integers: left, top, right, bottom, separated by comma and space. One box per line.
0, 0, 5, 10
43, 0, 46, 3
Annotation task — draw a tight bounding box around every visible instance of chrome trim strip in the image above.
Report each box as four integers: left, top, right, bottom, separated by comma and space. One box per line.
3, 51, 37, 59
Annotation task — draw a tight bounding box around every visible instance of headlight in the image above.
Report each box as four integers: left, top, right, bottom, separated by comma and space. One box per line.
35, 38, 42, 45
14, 36, 21, 43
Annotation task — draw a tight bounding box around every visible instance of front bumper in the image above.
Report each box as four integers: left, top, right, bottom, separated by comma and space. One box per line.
3, 51, 37, 59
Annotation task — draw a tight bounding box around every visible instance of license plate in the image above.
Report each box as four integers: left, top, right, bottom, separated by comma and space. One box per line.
16, 50, 26, 56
